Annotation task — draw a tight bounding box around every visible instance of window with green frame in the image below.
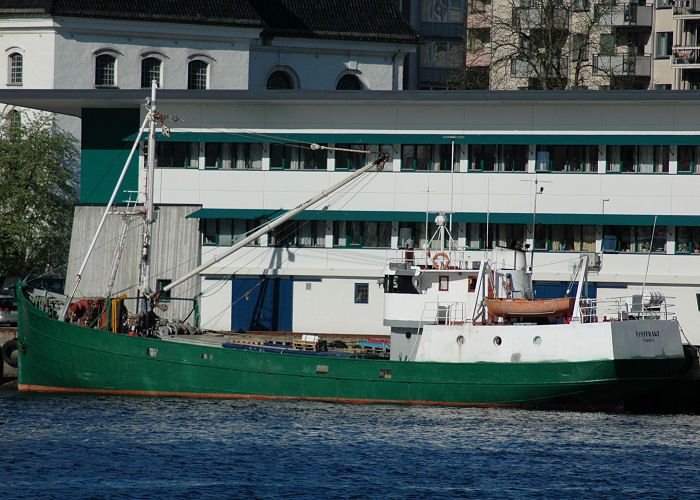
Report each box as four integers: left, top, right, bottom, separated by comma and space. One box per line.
678, 146, 699, 173
335, 221, 392, 248
602, 225, 667, 253
158, 142, 199, 168
536, 145, 597, 172
269, 220, 326, 247
204, 143, 262, 170
270, 143, 327, 170
469, 144, 498, 171
335, 144, 370, 170
676, 226, 700, 253
606, 145, 669, 173
401, 144, 430, 170
203, 219, 218, 245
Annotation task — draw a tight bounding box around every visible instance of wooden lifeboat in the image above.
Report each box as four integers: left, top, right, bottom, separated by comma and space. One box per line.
484, 297, 575, 319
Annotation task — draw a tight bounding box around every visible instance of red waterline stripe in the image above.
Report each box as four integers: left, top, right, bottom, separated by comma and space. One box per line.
17, 384, 619, 411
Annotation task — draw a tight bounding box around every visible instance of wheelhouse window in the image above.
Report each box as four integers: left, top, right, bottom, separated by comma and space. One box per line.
267, 70, 294, 89
8, 52, 22, 85
141, 57, 161, 88
188, 60, 208, 89
95, 54, 116, 87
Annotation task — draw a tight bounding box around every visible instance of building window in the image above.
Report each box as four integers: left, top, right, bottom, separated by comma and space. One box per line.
354, 283, 369, 304
420, 41, 464, 68
8, 52, 22, 85
95, 54, 116, 87
141, 57, 161, 88
270, 143, 327, 170
203, 219, 218, 245
571, 34, 589, 62
656, 0, 672, 8
678, 146, 699, 173
602, 226, 667, 253
268, 220, 326, 248
267, 71, 294, 89
157, 142, 199, 168
676, 227, 700, 254
401, 144, 457, 171
156, 279, 172, 302
421, 0, 464, 22
7, 109, 21, 128
334, 221, 392, 248
469, 144, 527, 172
335, 144, 370, 170
656, 32, 672, 59
536, 145, 597, 172
188, 60, 208, 89
336, 74, 362, 90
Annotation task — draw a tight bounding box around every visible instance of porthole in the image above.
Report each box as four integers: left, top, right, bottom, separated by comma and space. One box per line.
533, 336, 542, 345
405, 331, 412, 339
456, 335, 465, 346
493, 336, 502, 346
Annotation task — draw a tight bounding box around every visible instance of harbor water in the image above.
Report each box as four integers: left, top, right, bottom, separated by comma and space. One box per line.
1, 393, 698, 499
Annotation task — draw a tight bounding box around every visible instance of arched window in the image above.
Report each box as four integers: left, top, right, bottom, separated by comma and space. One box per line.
95, 54, 116, 87
8, 52, 22, 85
141, 57, 162, 88
267, 70, 293, 89
188, 60, 208, 89
336, 74, 362, 90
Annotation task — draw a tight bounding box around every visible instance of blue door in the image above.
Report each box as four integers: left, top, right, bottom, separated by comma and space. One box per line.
231, 277, 293, 332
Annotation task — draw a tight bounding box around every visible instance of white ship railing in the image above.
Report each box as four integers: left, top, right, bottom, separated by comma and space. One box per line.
576, 294, 674, 323
418, 301, 468, 326
386, 248, 475, 270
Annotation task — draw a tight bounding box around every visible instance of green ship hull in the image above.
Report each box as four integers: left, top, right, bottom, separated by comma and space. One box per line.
16, 290, 684, 410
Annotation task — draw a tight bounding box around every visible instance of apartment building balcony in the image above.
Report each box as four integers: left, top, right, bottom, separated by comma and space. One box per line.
674, 0, 700, 17
596, 4, 652, 28
420, 21, 463, 39
592, 54, 651, 77
671, 47, 700, 68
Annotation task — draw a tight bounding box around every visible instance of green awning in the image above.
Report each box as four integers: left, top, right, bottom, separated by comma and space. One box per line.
186, 208, 700, 226
127, 132, 700, 146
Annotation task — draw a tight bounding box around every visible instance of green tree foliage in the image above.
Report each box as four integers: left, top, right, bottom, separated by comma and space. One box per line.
0, 112, 78, 283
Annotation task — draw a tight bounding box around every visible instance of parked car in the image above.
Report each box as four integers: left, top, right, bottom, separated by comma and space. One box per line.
0, 295, 18, 326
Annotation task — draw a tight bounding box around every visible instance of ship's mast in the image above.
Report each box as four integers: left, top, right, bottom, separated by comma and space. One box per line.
136, 80, 158, 312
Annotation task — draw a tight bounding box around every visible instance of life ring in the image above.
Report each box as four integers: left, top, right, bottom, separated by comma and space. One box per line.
432, 252, 450, 270
2, 338, 18, 368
